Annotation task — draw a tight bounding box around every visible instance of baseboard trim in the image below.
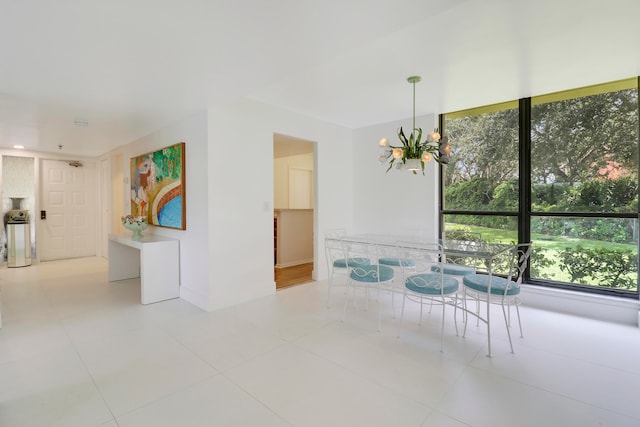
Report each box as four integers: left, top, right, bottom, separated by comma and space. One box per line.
521, 284, 640, 326
275, 258, 314, 269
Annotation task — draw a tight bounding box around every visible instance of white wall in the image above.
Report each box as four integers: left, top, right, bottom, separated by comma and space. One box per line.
108, 99, 353, 312
274, 209, 313, 268
522, 285, 639, 326
115, 111, 211, 310
206, 98, 354, 309
351, 113, 440, 239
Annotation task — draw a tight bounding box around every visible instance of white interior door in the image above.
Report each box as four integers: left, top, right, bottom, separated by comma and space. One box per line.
288, 168, 312, 209
40, 159, 96, 261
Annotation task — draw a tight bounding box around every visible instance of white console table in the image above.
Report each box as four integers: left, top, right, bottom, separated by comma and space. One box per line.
108, 233, 180, 304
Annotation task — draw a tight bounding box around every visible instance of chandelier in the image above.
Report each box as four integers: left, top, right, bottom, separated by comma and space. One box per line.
378, 76, 451, 174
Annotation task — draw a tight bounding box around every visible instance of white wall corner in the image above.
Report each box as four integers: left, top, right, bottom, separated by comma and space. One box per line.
179, 285, 209, 311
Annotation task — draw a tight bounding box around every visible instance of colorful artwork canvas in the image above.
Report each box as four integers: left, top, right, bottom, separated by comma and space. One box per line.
130, 142, 186, 230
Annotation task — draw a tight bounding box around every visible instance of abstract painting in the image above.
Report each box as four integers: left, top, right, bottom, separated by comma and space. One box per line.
130, 142, 186, 230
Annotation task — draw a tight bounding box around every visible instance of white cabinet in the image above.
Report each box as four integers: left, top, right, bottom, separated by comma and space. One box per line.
108, 233, 180, 304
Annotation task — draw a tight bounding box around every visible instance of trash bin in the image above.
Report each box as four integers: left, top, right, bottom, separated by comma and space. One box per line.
7, 210, 31, 268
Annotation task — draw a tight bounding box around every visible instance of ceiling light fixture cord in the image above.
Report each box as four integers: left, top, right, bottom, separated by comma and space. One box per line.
412, 78, 416, 135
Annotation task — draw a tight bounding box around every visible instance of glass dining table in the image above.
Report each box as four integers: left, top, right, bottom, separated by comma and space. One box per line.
326, 233, 515, 356
331, 234, 513, 265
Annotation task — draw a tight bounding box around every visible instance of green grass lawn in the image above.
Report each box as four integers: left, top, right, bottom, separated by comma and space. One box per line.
446, 223, 638, 291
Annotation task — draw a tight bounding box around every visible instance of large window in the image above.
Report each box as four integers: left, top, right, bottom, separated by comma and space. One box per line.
443, 102, 519, 213
442, 102, 519, 278
441, 78, 639, 296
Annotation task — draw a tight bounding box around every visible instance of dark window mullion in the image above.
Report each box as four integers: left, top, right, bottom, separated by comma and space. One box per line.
636, 76, 640, 300
441, 210, 518, 217
438, 113, 445, 239
531, 211, 637, 218
519, 98, 531, 248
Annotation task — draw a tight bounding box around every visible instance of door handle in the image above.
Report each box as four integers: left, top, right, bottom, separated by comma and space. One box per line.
40, 210, 46, 220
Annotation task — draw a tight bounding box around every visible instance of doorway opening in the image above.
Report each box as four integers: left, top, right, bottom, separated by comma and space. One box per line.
273, 133, 315, 289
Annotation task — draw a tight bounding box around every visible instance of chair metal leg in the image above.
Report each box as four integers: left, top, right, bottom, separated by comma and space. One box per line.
515, 301, 524, 337
506, 299, 512, 327
462, 289, 469, 338
341, 279, 354, 322
390, 280, 397, 319
399, 293, 407, 334
327, 271, 334, 309
452, 294, 459, 337
376, 284, 382, 331
485, 292, 492, 358
439, 300, 445, 352
501, 301, 515, 353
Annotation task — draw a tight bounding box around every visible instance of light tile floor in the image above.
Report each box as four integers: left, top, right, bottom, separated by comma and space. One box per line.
1, 257, 639, 426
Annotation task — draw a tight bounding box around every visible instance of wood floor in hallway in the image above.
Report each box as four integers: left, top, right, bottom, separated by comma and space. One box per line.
275, 263, 314, 290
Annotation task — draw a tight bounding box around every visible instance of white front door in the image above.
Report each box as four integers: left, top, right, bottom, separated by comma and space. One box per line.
39, 159, 96, 261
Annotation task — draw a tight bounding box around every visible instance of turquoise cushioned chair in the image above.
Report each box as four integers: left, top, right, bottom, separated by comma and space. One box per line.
342, 240, 395, 331
463, 274, 521, 296
461, 243, 532, 355
325, 229, 371, 308
398, 243, 460, 352
406, 273, 459, 295
379, 257, 416, 268
431, 264, 475, 276
437, 230, 483, 279
333, 258, 371, 269
378, 254, 417, 309
350, 264, 394, 283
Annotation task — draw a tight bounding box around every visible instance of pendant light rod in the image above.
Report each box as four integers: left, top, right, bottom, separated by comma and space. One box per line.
407, 75, 421, 133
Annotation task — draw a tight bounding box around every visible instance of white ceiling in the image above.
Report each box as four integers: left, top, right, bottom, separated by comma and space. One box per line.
1, 0, 639, 157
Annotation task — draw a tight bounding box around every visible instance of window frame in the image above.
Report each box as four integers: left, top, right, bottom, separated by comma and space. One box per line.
439, 78, 640, 299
